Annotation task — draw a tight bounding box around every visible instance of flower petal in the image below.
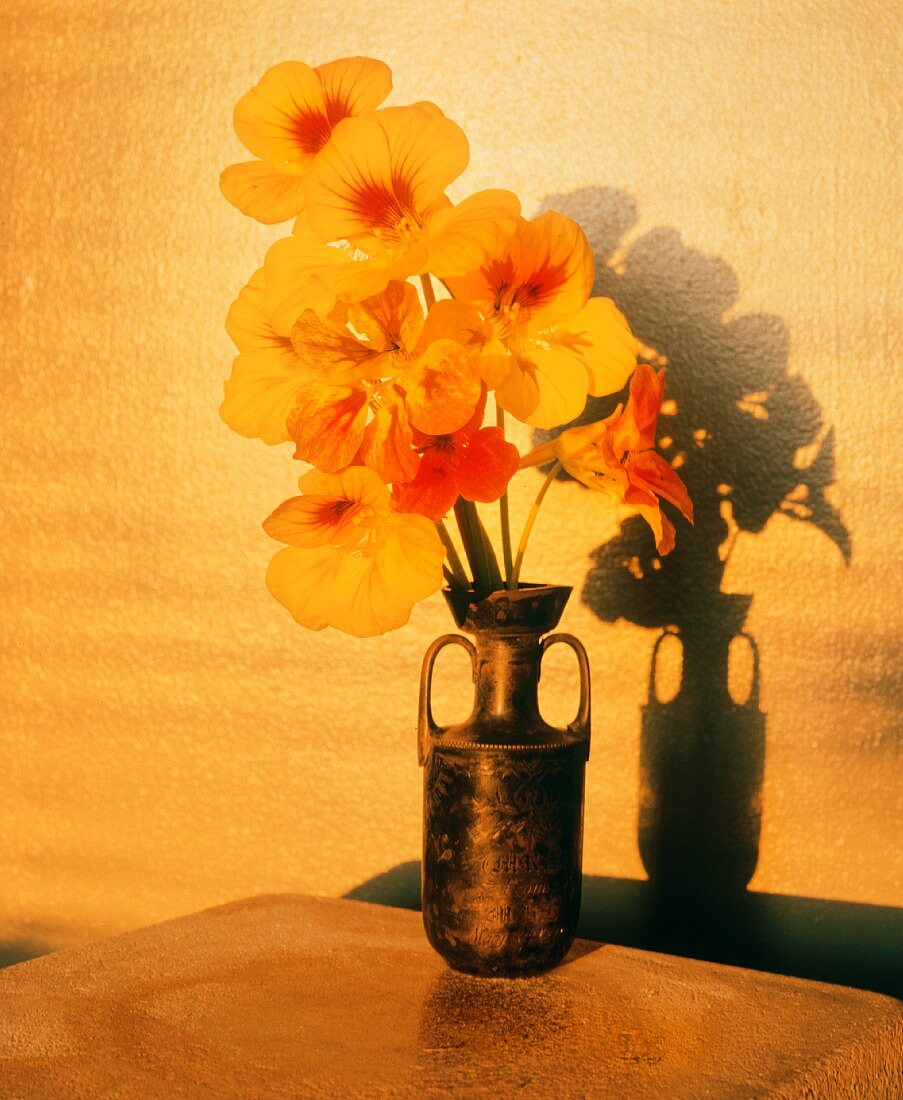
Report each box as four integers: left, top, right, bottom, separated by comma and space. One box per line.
629, 450, 694, 522
455, 427, 520, 503
370, 105, 469, 211
509, 211, 594, 321
264, 227, 391, 332
296, 465, 389, 507
634, 503, 677, 556
472, 335, 512, 390
221, 268, 306, 444
404, 339, 482, 435
366, 512, 446, 626
263, 495, 357, 548
232, 58, 391, 167
265, 509, 444, 636
226, 267, 290, 348
360, 388, 418, 483
289, 309, 374, 382
286, 383, 368, 469
262, 466, 390, 548
233, 61, 328, 165
495, 342, 589, 429
225, 59, 392, 223
616, 364, 665, 451
220, 348, 309, 445
347, 280, 424, 354
425, 190, 521, 278
448, 210, 592, 324
220, 160, 308, 224
417, 298, 485, 351
451, 387, 488, 442
394, 449, 459, 520
550, 296, 637, 397
493, 350, 540, 424
303, 105, 469, 244
313, 56, 392, 117
266, 545, 352, 631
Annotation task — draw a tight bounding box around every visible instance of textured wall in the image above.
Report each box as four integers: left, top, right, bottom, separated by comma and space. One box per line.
1, 0, 900, 961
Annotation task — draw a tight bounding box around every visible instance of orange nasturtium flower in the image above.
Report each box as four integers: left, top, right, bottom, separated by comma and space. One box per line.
285, 281, 484, 484
220, 268, 310, 445
447, 211, 637, 429
220, 57, 392, 224
521, 365, 693, 555
264, 467, 445, 637
395, 393, 520, 520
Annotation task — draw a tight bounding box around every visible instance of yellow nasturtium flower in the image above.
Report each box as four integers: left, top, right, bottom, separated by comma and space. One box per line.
286, 281, 484, 484
220, 268, 310, 445
264, 106, 521, 325
220, 57, 392, 224
263, 466, 445, 637
447, 211, 637, 428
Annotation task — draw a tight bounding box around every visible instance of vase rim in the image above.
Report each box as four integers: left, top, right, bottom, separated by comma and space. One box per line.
443, 583, 572, 634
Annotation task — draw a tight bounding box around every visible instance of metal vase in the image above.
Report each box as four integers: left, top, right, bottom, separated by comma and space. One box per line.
418, 585, 590, 976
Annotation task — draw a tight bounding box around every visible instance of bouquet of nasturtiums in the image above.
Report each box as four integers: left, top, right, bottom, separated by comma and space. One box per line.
219, 57, 692, 637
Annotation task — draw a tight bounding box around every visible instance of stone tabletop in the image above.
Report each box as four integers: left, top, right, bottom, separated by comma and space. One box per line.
1, 894, 900, 1098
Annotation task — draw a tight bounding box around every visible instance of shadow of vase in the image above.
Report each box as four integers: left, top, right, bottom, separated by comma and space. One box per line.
639, 593, 765, 898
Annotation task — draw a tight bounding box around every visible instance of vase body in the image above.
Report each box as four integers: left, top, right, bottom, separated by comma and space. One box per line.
418, 586, 590, 976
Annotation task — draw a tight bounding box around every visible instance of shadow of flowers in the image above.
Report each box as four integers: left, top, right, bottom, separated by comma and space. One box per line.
536, 187, 850, 906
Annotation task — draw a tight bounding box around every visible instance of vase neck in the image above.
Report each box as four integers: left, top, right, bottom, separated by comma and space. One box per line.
677, 615, 746, 703
471, 631, 543, 722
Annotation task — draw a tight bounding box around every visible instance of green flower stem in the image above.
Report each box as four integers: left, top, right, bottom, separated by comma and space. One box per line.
511, 461, 562, 589
454, 497, 494, 598
496, 406, 514, 586
477, 510, 503, 590
435, 521, 470, 589
420, 273, 437, 309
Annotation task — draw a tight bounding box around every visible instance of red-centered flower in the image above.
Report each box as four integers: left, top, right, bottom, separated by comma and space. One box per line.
263, 467, 445, 637
304, 105, 520, 280
394, 395, 520, 520
220, 58, 392, 224
447, 211, 637, 427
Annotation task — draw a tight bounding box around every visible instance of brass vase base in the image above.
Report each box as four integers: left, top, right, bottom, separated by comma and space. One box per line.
419, 586, 590, 977
423, 741, 585, 975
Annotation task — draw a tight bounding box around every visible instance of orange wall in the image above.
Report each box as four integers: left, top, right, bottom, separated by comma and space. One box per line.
1, 0, 900, 953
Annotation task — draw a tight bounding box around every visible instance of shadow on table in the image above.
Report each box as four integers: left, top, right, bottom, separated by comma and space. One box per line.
344, 861, 903, 1000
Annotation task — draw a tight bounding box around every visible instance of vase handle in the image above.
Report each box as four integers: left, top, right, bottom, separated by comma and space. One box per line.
418, 634, 477, 766
736, 631, 762, 708
541, 633, 591, 759
648, 627, 681, 703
